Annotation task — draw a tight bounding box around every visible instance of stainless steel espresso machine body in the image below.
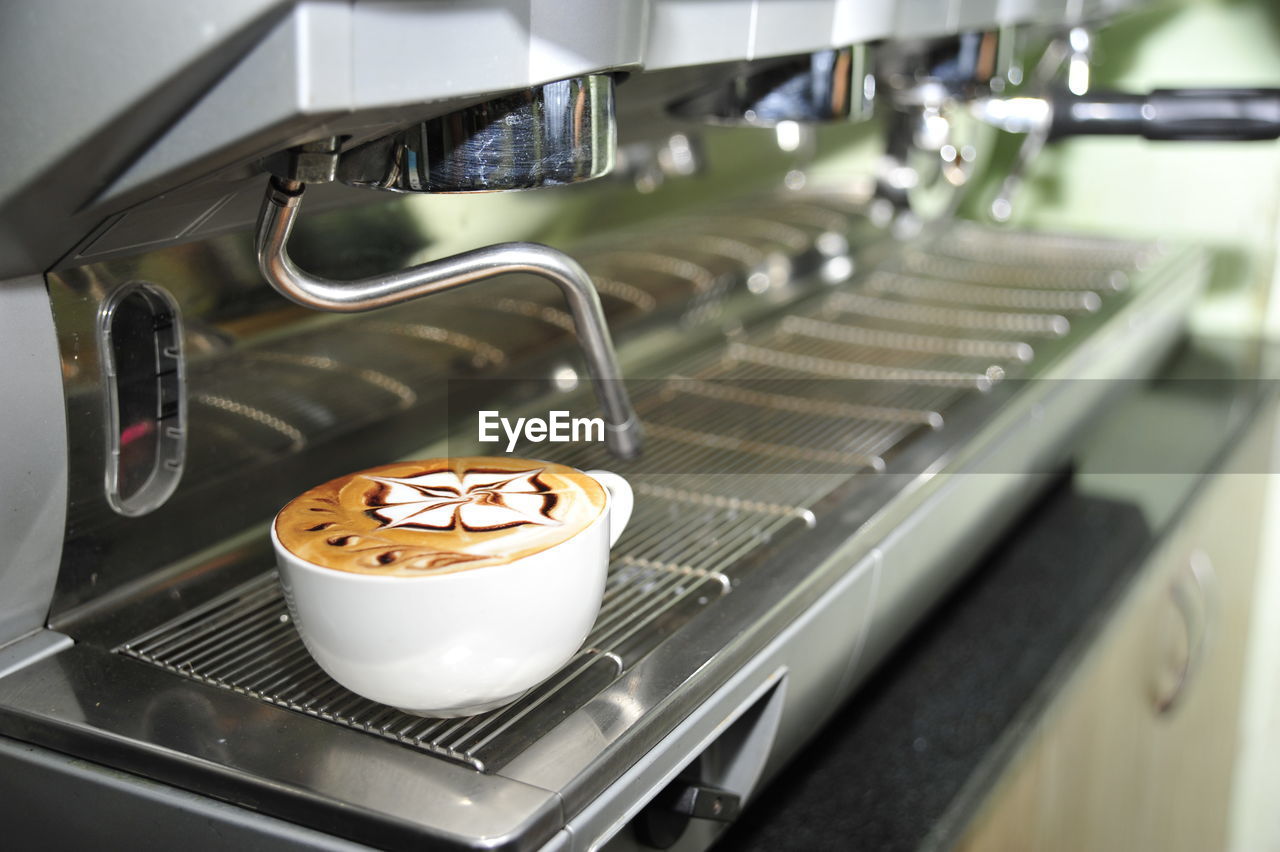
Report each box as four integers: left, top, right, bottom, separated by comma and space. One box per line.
0, 1, 1262, 849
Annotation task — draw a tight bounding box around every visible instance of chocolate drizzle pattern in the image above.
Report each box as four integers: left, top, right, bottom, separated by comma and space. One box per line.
363, 468, 561, 532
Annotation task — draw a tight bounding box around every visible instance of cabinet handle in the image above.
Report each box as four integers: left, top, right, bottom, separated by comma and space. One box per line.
1153, 551, 1214, 715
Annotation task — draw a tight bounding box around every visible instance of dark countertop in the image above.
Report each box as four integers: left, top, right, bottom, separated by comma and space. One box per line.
713, 336, 1274, 852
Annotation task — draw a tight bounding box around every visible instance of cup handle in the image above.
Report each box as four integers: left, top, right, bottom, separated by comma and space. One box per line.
587, 470, 633, 548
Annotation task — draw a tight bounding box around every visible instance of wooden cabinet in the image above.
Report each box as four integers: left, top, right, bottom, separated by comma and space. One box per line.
955, 431, 1270, 852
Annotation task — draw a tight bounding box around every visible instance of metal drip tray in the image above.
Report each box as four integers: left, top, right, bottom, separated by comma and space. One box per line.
114, 475, 808, 772
106, 219, 1168, 778
117, 562, 730, 772
1, 209, 1205, 851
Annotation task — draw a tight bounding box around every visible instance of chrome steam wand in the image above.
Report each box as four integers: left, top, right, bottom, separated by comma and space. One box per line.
254, 177, 643, 459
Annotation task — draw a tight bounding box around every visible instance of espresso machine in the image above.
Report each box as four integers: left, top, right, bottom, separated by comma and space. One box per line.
0, 1, 1275, 849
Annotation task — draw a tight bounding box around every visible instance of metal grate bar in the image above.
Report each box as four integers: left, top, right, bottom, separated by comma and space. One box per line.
693, 216, 813, 252
662, 376, 943, 428
585, 275, 661, 312
579, 250, 719, 293
645, 421, 885, 470
726, 342, 1000, 390
894, 248, 1131, 290
824, 291, 1071, 338
864, 271, 1103, 313
757, 202, 856, 235
934, 223, 1154, 269
634, 480, 815, 522
642, 388, 918, 465
755, 329, 1013, 377
635, 473, 848, 515
690, 355, 965, 416
779, 315, 1034, 363
126, 575, 279, 656
356, 321, 508, 368
446, 654, 622, 760
458, 296, 576, 333
645, 232, 769, 269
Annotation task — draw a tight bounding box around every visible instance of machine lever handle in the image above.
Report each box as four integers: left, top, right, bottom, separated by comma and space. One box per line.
1050, 87, 1280, 141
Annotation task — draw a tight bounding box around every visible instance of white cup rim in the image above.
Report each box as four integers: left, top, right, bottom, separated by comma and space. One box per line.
271, 461, 614, 584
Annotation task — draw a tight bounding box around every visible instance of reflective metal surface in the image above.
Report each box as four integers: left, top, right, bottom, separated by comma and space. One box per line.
40, 188, 862, 622
111, 212, 1134, 776
0, 644, 563, 851
0, 203, 1205, 850
880, 83, 996, 221
974, 34, 1079, 222
877, 32, 1004, 218
669, 47, 875, 127
337, 76, 616, 193
255, 178, 642, 458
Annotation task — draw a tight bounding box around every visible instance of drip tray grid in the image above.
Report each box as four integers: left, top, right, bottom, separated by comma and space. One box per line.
116, 518, 758, 771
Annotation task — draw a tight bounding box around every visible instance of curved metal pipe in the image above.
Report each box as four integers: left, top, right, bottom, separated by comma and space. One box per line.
254, 177, 642, 459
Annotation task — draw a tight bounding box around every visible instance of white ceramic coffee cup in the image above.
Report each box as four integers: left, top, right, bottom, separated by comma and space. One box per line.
271, 467, 633, 717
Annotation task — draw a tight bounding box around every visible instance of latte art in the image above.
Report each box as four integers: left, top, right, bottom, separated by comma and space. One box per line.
275, 457, 607, 576
364, 469, 562, 532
